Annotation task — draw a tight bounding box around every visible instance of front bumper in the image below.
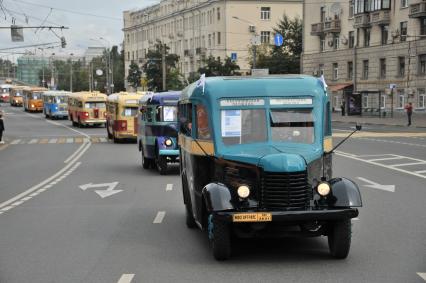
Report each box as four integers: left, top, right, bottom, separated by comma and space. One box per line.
159, 149, 179, 156
216, 208, 358, 223
52, 112, 68, 117
81, 119, 106, 124
115, 132, 137, 139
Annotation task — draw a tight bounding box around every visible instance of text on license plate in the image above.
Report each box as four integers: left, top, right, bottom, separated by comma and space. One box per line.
232, 212, 272, 222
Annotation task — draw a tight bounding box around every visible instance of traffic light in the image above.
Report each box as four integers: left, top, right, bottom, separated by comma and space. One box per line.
61, 36, 66, 48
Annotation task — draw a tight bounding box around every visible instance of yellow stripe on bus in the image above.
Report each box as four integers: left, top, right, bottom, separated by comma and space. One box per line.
324, 136, 333, 153
179, 134, 214, 156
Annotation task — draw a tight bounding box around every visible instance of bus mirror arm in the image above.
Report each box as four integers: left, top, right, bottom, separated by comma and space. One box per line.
321, 124, 362, 181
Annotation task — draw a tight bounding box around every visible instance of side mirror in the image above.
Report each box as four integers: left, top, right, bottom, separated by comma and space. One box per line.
356, 124, 362, 131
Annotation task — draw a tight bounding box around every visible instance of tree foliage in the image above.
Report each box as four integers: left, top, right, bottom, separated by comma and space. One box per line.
197, 56, 240, 77
142, 43, 184, 91
127, 61, 142, 90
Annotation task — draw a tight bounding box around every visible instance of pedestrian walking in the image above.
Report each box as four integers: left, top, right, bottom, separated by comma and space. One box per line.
404, 102, 413, 126
0, 111, 5, 144
340, 103, 345, 116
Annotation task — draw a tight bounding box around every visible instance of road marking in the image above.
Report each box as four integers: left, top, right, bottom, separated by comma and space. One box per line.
99, 137, 107, 142
28, 138, 38, 144
414, 170, 426, 174
391, 162, 426, 167
117, 274, 135, 283
367, 157, 403, 162
66, 138, 74, 143
1, 206, 13, 212
58, 138, 66, 144
21, 196, 32, 201
40, 138, 49, 144
48, 138, 58, 144
10, 139, 21, 144
75, 137, 83, 143
153, 211, 166, 224
64, 142, 89, 163
166, 184, 173, 191
357, 177, 395, 192
0, 144, 9, 151
418, 273, 426, 281
12, 200, 25, 206
336, 151, 426, 180
359, 137, 426, 148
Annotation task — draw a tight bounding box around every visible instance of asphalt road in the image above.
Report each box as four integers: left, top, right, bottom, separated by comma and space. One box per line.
0, 103, 425, 283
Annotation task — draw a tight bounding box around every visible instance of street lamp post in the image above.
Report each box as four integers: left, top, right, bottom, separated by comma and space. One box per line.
100, 37, 114, 94
50, 53, 55, 90
70, 53, 74, 92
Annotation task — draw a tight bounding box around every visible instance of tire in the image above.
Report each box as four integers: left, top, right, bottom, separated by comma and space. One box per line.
327, 219, 352, 259
182, 176, 196, 229
141, 146, 151, 169
156, 153, 168, 175
106, 122, 113, 139
77, 118, 82, 128
209, 214, 231, 261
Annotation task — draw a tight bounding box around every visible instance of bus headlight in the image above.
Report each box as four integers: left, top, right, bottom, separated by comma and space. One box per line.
237, 185, 250, 199
317, 182, 331, 196
31, 104, 35, 108
165, 139, 173, 146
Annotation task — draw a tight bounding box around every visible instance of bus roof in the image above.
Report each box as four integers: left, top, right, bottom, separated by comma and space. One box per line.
23, 86, 47, 92
139, 91, 181, 105
42, 91, 71, 97
10, 85, 26, 90
107, 92, 144, 104
69, 91, 107, 100
180, 75, 327, 101
0, 84, 13, 89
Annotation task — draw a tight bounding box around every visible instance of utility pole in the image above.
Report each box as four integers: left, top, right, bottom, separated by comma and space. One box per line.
252, 43, 257, 69
70, 53, 73, 92
162, 43, 166, 91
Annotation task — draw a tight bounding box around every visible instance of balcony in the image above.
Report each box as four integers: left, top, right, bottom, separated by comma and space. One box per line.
195, 47, 207, 55
323, 19, 341, 33
409, 2, 426, 18
353, 13, 370, 28
311, 23, 323, 35
370, 10, 390, 25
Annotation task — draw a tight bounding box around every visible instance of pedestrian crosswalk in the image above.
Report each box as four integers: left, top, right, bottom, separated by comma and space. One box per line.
5, 136, 110, 145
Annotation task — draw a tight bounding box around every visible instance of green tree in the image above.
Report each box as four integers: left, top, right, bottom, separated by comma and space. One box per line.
142, 43, 182, 91
198, 56, 240, 77
111, 46, 125, 92
127, 61, 142, 89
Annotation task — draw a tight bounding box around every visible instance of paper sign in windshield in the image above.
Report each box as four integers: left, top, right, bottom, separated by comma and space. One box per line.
163, 106, 176, 121
221, 110, 241, 137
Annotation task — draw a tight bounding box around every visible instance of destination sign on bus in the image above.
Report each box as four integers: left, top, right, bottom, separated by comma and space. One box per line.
125, 99, 138, 104
220, 99, 265, 107
270, 98, 313, 105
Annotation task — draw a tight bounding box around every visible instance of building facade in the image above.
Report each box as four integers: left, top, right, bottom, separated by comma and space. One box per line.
123, 0, 302, 86
302, 0, 426, 115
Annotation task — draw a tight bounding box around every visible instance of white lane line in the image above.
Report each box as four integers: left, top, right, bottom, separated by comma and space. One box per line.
66, 138, 74, 143
99, 137, 107, 142
414, 170, 426, 174
48, 138, 58, 144
1, 206, 13, 212
367, 157, 403, 162
117, 274, 135, 283
64, 142, 88, 163
21, 196, 32, 201
418, 273, 426, 281
29, 193, 39, 197
153, 211, 166, 224
44, 184, 53, 189
336, 151, 426, 180
10, 139, 21, 145
36, 188, 47, 193
28, 138, 38, 144
391, 162, 426, 167
12, 200, 25, 206
166, 184, 173, 191
357, 154, 395, 158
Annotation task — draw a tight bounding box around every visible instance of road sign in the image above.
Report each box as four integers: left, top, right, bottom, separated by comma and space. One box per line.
250, 35, 261, 46
389, 84, 397, 89
231, 52, 237, 62
79, 182, 123, 198
274, 33, 283, 46
96, 69, 103, 76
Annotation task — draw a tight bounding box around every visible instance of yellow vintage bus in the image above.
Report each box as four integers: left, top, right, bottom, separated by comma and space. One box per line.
68, 91, 107, 127
106, 92, 143, 142
9, 86, 25, 106
23, 86, 47, 112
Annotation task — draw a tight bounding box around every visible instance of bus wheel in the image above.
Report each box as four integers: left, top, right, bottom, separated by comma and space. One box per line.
106, 122, 113, 139
208, 214, 231, 261
327, 219, 352, 259
141, 146, 152, 169
77, 118, 82, 128
156, 153, 168, 175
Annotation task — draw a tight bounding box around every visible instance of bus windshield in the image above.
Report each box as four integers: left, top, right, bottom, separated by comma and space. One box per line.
221, 109, 267, 145
31, 92, 42, 99
122, 107, 138, 117
84, 102, 106, 109
156, 106, 177, 122
270, 109, 314, 144
54, 96, 68, 104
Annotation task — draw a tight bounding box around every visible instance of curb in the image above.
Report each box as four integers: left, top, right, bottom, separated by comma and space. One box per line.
332, 120, 426, 129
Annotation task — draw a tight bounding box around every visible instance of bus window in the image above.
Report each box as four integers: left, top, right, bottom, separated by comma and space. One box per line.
55, 96, 67, 104
146, 107, 153, 122
156, 106, 177, 122
270, 109, 314, 144
122, 107, 138, 117
178, 103, 192, 136
221, 109, 266, 145
32, 93, 41, 99
196, 104, 211, 140
85, 102, 106, 109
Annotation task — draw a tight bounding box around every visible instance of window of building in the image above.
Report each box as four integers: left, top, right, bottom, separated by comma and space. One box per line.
364, 27, 371, 47
320, 36, 325, 51
380, 58, 386, 78
260, 7, 271, 20
380, 94, 386, 109
397, 91, 405, 108
421, 18, 426, 36
400, 21, 407, 41
349, 31, 355, 48
333, 63, 339, 80
362, 94, 369, 108
216, 32, 220, 44
363, 60, 369, 79
261, 31, 271, 44
208, 34, 211, 47
212, 33, 215, 46
419, 54, 426, 75
217, 8, 220, 21
348, 61, 353, 79
319, 64, 324, 76
333, 34, 340, 49
349, 0, 354, 17
127, 52, 130, 61
398, 56, 405, 77
381, 25, 388, 45
418, 88, 425, 108
401, 0, 408, 8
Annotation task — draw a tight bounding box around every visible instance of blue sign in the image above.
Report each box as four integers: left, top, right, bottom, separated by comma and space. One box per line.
231, 52, 237, 62
274, 33, 284, 47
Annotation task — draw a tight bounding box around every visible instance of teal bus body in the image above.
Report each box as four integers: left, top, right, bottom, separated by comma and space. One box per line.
43, 91, 70, 119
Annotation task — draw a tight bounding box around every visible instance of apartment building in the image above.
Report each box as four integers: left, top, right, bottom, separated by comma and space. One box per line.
123, 0, 302, 85
302, 0, 426, 115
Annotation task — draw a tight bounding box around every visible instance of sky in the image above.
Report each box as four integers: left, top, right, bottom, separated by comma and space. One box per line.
0, 0, 157, 61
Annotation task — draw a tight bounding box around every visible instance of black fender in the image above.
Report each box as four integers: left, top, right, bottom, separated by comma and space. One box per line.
202, 183, 234, 212
329, 177, 362, 207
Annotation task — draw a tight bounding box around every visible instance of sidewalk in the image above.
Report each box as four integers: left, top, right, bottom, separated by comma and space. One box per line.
332, 112, 426, 128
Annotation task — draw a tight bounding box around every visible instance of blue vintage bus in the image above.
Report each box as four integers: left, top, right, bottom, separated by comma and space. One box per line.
179, 75, 362, 260
137, 91, 180, 174
42, 91, 71, 119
